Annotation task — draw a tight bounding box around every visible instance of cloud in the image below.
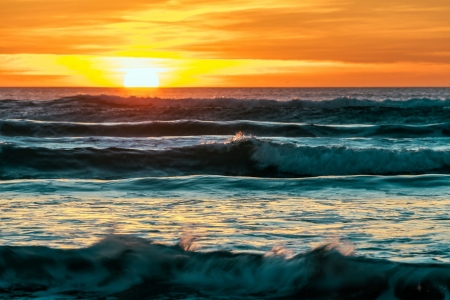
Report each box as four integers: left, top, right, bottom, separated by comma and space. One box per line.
163, 1, 450, 63
0, 73, 70, 87
3, 0, 450, 63
2, 0, 450, 86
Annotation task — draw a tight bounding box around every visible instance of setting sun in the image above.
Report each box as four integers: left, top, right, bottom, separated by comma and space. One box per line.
2, 0, 450, 87
124, 69, 159, 88
2, 0, 450, 298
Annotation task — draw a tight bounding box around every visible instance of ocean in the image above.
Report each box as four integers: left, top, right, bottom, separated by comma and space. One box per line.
1, 87, 450, 299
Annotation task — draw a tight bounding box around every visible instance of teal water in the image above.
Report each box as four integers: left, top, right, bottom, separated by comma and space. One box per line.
1, 87, 450, 299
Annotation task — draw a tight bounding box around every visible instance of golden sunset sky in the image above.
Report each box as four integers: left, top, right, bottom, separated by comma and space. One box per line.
1, 0, 450, 87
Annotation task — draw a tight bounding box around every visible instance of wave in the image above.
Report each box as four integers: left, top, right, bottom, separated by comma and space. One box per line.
2, 97, 450, 124
1, 234, 450, 299
45, 94, 450, 108
250, 138, 450, 176
2, 119, 450, 138
1, 136, 450, 179
2, 94, 450, 108
2, 175, 449, 198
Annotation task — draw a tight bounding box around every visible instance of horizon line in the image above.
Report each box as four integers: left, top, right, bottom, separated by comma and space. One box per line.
1, 86, 450, 89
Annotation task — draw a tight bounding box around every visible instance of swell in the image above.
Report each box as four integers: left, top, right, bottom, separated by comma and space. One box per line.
2, 119, 450, 138
1, 138, 450, 179
3, 95, 450, 108
1, 106, 449, 125
1, 175, 449, 196
1, 234, 450, 299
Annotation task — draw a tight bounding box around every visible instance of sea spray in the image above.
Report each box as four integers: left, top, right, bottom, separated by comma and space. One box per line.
1, 235, 449, 299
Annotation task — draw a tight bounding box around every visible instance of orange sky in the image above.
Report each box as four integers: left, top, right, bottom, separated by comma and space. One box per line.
1, 0, 450, 87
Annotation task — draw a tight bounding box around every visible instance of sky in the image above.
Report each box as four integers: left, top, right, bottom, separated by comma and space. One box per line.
1, 0, 450, 87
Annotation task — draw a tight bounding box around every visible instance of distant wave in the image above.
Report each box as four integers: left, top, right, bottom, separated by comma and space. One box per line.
2, 119, 450, 138
1, 234, 450, 299
50, 95, 450, 108
2, 96, 450, 124
2, 94, 450, 108
2, 136, 450, 179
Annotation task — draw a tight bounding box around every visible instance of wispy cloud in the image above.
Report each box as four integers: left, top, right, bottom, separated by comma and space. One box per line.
1, 0, 450, 86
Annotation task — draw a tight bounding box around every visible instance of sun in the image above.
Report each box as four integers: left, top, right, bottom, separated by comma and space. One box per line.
123, 68, 159, 88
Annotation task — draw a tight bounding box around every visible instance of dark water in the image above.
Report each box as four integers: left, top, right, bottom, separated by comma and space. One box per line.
1, 87, 450, 299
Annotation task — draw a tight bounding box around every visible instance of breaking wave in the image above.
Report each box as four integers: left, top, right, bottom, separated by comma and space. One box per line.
1, 137, 450, 179
1, 234, 450, 299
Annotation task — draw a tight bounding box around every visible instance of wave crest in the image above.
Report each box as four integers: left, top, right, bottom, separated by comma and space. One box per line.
251, 139, 450, 176
2, 119, 450, 138
1, 234, 450, 299
2, 94, 450, 108
59, 95, 450, 108
1, 136, 450, 179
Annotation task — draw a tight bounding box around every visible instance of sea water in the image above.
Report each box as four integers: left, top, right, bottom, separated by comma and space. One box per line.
1, 87, 450, 299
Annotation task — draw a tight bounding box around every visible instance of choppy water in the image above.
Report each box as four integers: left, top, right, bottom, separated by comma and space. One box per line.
1, 87, 450, 299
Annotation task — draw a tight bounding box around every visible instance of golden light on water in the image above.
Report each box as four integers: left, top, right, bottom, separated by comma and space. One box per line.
123, 68, 160, 88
